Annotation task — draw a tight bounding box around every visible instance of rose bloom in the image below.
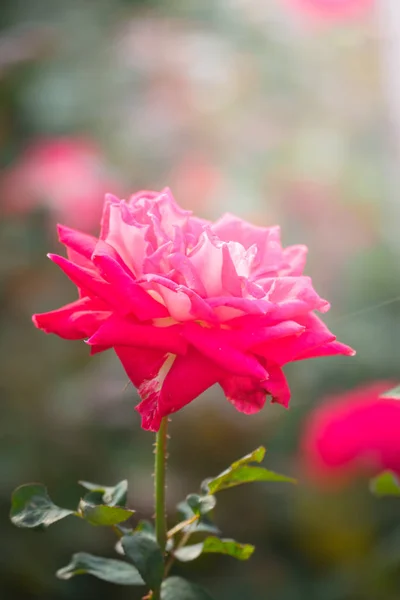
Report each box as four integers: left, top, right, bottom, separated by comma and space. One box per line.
33, 188, 354, 431
0, 137, 120, 231
284, 0, 373, 21
302, 381, 400, 482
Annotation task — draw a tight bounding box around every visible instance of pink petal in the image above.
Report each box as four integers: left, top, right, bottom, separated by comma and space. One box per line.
56, 225, 98, 287
135, 348, 223, 431
142, 276, 192, 321
280, 245, 308, 276
48, 253, 117, 307
220, 375, 269, 414
303, 382, 400, 481
183, 323, 267, 379
142, 240, 173, 274
208, 296, 272, 317
99, 193, 120, 240
212, 214, 283, 273
87, 314, 187, 354
188, 231, 224, 297
265, 363, 291, 407
154, 187, 191, 238
105, 203, 147, 276
221, 244, 242, 296
33, 297, 111, 339
168, 252, 207, 296
258, 276, 330, 316
223, 321, 305, 351
225, 313, 285, 329
295, 339, 356, 360
220, 362, 290, 414
141, 274, 217, 322
129, 189, 160, 204
226, 241, 257, 279
57, 224, 97, 260
90, 344, 109, 355
254, 313, 336, 366
91, 249, 168, 320
115, 346, 167, 388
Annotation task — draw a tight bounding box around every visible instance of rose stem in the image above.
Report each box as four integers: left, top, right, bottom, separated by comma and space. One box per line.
153, 416, 168, 599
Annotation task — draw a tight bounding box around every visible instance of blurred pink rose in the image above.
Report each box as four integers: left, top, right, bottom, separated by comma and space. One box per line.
33, 188, 354, 431
285, 0, 373, 21
0, 137, 120, 230
169, 153, 221, 213
303, 381, 400, 483
279, 181, 378, 289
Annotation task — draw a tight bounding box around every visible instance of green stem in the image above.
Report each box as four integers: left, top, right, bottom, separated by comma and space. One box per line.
164, 530, 191, 578
153, 416, 168, 599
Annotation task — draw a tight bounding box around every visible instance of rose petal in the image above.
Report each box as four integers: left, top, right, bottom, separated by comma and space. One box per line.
48, 253, 118, 307
168, 252, 207, 296
104, 203, 147, 276
280, 245, 308, 276
135, 348, 223, 431
33, 297, 111, 339
115, 346, 167, 388
183, 322, 267, 379
224, 320, 305, 351
57, 224, 97, 260
294, 339, 356, 360
254, 313, 337, 366
188, 231, 224, 297
141, 274, 217, 322
220, 375, 269, 414
266, 363, 291, 407
258, 276, 330, 315
213, 214, 283, 274
92, 249, 169, 320
159, 348, 222, 418
221, 244, 242, 296
87, 314, 187, 354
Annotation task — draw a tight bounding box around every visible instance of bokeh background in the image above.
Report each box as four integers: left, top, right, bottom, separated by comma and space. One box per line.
2, 0, 400, 598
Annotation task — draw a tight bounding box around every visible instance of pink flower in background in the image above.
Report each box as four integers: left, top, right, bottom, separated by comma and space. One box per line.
279, 181, 377, 290
285, 0, 373, 21
169, 152, 221, 213
303, 381, 400, 482
0, 137, 120, 231
33, 188, 354, 431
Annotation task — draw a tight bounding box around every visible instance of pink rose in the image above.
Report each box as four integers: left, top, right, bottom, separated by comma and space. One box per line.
302, 381, 400, 482
284, 0, 373, 22
0, 137, 121, 231
33, 188, 354, 431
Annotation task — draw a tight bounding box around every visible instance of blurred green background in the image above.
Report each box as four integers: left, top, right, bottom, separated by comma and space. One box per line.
2, 0, 400, 598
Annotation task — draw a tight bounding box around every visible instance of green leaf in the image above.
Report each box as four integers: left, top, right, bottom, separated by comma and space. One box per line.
122, 532, 164, 590
200, 447, 264, 493
174, 536, 254, 562
79, 500, 134, 526
56, 552, 144, 586
161, 577, 215, 600
370, 471, 400, 497
115, 521, 155, 556
380, 385, 400, 400
79, 480, 128, 506
204, 465, 295, 494
228, 446, 266, 467
135, 519, 155, 536
201, 446, 294, 494
176, 500, 219, 535
186, 494, 216, 516
10, 484, 74, 529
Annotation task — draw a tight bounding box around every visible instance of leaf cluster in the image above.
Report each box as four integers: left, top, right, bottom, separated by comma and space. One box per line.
10, 446, 295, 598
